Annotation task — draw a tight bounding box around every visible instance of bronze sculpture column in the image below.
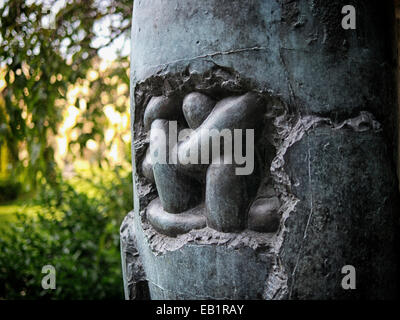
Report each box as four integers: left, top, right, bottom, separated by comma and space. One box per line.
121, 0, 399, 299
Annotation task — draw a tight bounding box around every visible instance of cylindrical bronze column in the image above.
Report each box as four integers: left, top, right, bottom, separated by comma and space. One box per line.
121, 0, 399, 299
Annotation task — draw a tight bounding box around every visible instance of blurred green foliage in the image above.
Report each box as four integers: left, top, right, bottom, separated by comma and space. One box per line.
0, 178, 21, 202
0, 0, 133, 189
0, 166, 132, 299
0, 0, 134, 299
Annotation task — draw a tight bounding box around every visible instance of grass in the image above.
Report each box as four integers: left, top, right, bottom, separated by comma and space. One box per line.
0, 194, 41, 232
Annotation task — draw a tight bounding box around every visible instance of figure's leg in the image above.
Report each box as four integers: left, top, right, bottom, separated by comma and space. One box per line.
150, 119, 202, 213
205, 161, 249, 232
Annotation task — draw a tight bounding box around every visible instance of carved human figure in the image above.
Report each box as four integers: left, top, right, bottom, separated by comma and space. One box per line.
142, 91, 280, 236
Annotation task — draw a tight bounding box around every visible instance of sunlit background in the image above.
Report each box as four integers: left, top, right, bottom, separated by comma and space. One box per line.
0, 0, 133, 299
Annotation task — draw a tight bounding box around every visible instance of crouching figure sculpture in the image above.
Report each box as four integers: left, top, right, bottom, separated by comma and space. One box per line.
143, 92, 280, 236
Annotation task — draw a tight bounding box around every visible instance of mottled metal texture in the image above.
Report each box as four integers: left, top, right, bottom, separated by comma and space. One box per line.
120, 212, 149, 300
121, 0, 400, 299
